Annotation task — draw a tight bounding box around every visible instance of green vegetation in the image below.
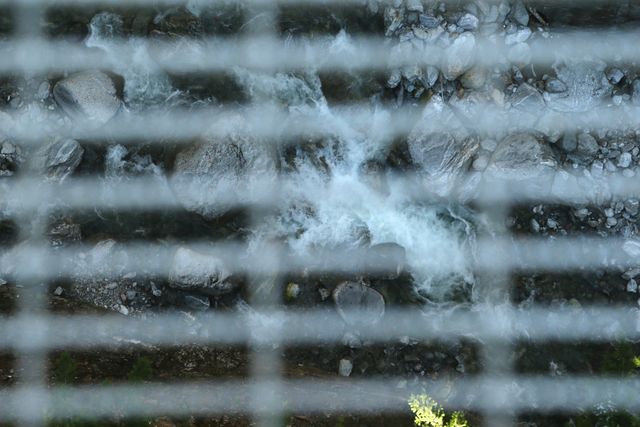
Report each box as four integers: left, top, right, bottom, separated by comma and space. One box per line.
128, 356, 153, 382
408, 394, 468, 427
53, 351, 77, 384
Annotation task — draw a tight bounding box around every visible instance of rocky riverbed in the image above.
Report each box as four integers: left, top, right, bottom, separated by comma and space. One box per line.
1, 1, 640, 426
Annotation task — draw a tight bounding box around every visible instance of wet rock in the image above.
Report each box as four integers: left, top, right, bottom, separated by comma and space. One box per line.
485, 133, 557, 181
627, 279, 638, 293
53, 70, 122, 127
457, 13, 479, 31
443, 32, 476, 80
168, 247, 234, 296
618, 152, 632, 168
171, 115, 277, 219
333, 281, 385, 327
36, 138, 84, 181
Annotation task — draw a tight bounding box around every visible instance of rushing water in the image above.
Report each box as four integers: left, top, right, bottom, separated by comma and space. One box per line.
88, 12, 476, 303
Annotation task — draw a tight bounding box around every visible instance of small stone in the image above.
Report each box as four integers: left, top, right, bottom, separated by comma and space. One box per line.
387, 69, 401, 88
576, 133, 599, 157
419, 14, 439, 28
606, 68, 625, 85
118, 305, 129, 315
106, 282, 118, 290
547, 218, 558, 229
530, 218, 540, 233
505, 27, 531, 45
472, 155, 488, 171
423, 66, 439, 88
623, 268, 640, 280
559, 133, 577, 152
604, 208, 614, 218
545, 79, 567, 93
574, 208, 589, 220
606, 217, 618, 227
618, 152, 632, 168
318, 287, 330, 301
627, 279, 638, 293
37, 81, 50, 100
1, 142, 15, 155
123, 272, 137, 280
126, 290, 137, 300
183, 294, 210, 311
53, 286, 64, 296
510, 1, 529, 26
285, 282, 300, 301
151, 282, 162, 297
333, 281, 385, 327
625, 199, 639, 216
457, 13, 479, 31
338, 359, 353, 377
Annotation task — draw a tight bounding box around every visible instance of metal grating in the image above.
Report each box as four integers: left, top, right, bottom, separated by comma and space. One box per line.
0, 1, 639, 426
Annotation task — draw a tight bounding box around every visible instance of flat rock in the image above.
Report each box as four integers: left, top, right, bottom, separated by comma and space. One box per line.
53, 70, 121, 127
485, 133, 557, 182
36, 138, 84, 181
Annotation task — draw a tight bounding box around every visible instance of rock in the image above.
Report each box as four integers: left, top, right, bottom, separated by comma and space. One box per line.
472, 155, 489, 171
182, 293, 210, 311
485, 133, 557, 181
387, 69, 402, 88
285, 282, 300, 301
481, 139, 498, 151
618, 152, 632, 168
419, 14, 439, 28
333, 281, 385, 327
545, 78, 567, 93
53, 70, 121, 127
338, 359, 353, 377
546, 61, 611, 112
168, 247, 234, 296
170, 115, 277, 219
36, 138, 84, 181
507, 43, 531, 65
632, 80, 640, 106
505, 27, 531, 45
0, 278, 6, 286
457, 13, 479, 31
625, 199, 639, 216
627, 279, 638, 293
406, 0, 423, 12
576, 133, 599, 158
53, 286, 64, 296
1, 143, 15, 155
510, 83, 545, 111
423, 66, 439, 88
510, 1, 529, 26
606, 68, 625, 85
444, 32, 476, 80
460, 66, 486, 89
559, 133, 577, 153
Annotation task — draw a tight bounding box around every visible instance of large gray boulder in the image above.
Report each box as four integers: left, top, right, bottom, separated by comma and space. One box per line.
406, 97, 478, 196
53, 70, 122, 127
545, 61, 612, 113
443, 32, 476, 81
484, 133, 558, 182
170, 115, 277, 219
168, 247, 234, 296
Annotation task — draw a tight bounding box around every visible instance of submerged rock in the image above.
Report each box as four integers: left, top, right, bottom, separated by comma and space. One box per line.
168, 247, 234, 296
333, 281, 385, 327
53, 70, 122, 127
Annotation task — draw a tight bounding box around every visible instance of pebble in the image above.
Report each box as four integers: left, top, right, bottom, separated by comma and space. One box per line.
546, 218, 558, 229
605, 160, 617, 173
406, 0, 423, 12
118, 305, 129, 315
511, 0, 529, 26
623, 268, 640, 280
625, 199, 639, 216
505, 27, 531, 45
576, 133, 599, 157
339, 359, 353, 377
285, 282, 300, 301
0, 278, 6, 286
457, 13, 479, 31
604, 208, 614, 218
618, 152, 632, 168
472, 155, 489, 171
606, 68, 625, 85
627, 279, 638, 293
151, 282, 162, 297
53, 286, 64, 296
574, 208, 589, 220
545, 78, 567, 93
606, 217, 618, 227
530, 218, 540, 233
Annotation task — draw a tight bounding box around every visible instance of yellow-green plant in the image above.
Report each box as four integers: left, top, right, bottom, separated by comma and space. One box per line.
633, 355, 640, 369
408, 394, 468, 427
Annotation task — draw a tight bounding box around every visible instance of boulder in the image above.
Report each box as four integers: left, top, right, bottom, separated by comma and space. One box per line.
170, 115, 277, 219
332, 281, 385, 327
168, 247, 234, 296
53, 70, 121, 127
443, 32, 476, 80
484, 133, 557, 183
